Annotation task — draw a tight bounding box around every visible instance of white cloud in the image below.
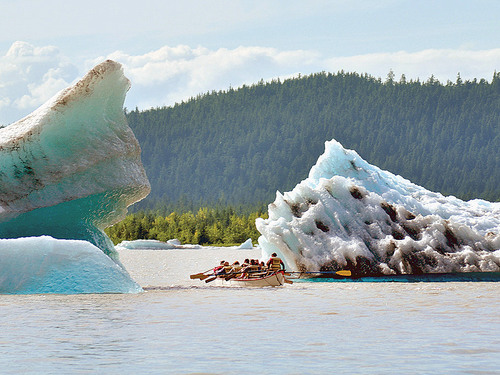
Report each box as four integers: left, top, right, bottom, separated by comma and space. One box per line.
325, 49, 500, 83
92, 45, 321, 111
0, 41, 79, 125
2, 41, 499, 125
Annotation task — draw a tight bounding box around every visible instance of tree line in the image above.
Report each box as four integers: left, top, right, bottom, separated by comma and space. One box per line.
105, 207, 268, 246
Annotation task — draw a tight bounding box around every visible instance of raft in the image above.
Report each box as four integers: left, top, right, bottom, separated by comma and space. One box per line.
214, 270, 286, 287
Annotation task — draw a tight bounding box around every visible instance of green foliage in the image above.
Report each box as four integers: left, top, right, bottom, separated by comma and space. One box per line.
105, 207, 268, 246
127, 71, 500, 209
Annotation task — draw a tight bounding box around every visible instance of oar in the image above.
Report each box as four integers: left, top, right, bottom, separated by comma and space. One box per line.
199, 274, 213, 280
287, 270, 352, 277
335, 270, 352, 277
205, 276, 218, 283
283, 277, 293, 284
190, 268, 214, 279
225, 273, 239, 281
224, 270, 263, 281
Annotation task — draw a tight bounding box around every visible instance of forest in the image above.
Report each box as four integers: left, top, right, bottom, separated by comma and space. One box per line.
113, 70, 500, 245
127, 70, 500, 214
105, 207, 267, 246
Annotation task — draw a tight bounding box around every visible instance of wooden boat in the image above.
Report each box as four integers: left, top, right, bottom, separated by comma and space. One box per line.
214, 270, 286, 287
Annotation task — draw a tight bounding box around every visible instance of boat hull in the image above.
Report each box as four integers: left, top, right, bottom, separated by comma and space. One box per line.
214, 271, 285, 287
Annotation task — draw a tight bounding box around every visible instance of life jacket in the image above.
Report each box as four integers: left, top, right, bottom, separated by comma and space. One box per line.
246, 264, 260, 278
269, 257, 283, 271
231, 265, 242, 273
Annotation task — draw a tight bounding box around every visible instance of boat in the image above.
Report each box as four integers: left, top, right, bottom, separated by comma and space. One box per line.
213, 270, 287, 287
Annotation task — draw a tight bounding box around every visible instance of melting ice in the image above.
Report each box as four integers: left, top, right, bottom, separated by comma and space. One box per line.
257, 140, 500, 276
0, 60, 150, 293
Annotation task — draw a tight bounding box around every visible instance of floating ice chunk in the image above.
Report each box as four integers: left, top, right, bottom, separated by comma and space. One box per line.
116, 239, 177, 250
167, 239, 182, 246
238, 238, 254, 249
257, 139, 500, 276
0, 236, 141, 294
115, 239, 203, 250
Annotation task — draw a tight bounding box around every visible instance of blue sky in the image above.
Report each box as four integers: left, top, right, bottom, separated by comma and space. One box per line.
1, 0, 499, 124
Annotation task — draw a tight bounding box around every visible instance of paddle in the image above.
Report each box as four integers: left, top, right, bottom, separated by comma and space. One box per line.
287, 270, 352, 277
224, 272, 241, 281
205, 276, 217, 283
283, 277, 293, 284
224, 270, 263, 281
335, 270, 352, 277
190, 268, 214, 279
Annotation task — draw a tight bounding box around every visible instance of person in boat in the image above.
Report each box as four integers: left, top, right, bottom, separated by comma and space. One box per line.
213, 260, 225, 275
216, 261, 232, 276
266, 253, 285, 272
229, 261, 242, 277
241, 259, 260, 278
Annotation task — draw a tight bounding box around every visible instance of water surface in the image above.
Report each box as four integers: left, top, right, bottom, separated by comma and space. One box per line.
1, 247, 499, 374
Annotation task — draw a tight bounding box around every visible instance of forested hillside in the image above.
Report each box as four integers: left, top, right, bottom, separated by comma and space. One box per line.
127, 71, 500, 211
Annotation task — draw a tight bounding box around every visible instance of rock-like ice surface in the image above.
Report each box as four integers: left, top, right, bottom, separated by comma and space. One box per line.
0, 60, 150, 293
257, 140, 500, 276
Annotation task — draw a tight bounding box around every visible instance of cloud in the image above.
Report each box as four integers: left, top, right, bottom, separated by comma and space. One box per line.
94, 46, 500, 112
0, 41, 79, 125
2, 41, 499, 125
92, 45, 321, 111
325, 49, 500, 83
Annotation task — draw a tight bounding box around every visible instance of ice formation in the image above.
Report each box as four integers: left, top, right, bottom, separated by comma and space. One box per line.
257, 140, 500, 276
238, 238, 254, 249
0, 237, 142, 294
0, 60, 150, 293
115, 239, 202, 250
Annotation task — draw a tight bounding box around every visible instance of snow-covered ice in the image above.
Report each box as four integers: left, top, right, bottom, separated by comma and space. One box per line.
257, 139, 500, 276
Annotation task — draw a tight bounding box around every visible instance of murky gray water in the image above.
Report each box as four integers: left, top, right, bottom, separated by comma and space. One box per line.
1, 247, 499, 374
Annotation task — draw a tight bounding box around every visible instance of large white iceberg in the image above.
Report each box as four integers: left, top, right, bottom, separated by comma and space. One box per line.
257, 140, 500, 276
0, 60, 150, 293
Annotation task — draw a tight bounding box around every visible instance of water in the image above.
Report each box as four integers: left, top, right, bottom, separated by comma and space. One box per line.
1, 247, 499, 374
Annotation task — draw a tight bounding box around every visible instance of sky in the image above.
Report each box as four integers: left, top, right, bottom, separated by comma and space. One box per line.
0, 0, 499, 124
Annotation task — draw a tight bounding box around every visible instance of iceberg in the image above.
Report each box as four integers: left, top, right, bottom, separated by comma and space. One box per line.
115, 239, 202, 250
0, 60, 150, 293
257, 140, 500, 277
238, 238, 254, 249
0, 236, 142, 294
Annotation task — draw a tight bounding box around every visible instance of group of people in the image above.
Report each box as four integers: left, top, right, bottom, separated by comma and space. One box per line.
213, 253, 285, 279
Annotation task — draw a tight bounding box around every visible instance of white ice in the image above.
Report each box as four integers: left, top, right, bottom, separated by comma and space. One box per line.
115, 239, 202, 250
0, 236, 141, 294
257, 139, 500, 276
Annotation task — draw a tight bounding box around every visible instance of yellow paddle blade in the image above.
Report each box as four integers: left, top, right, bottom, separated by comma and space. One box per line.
336, 270, 352, 277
